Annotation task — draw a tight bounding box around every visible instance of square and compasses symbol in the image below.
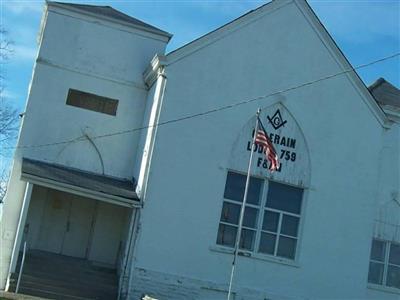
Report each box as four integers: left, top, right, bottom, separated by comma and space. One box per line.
267, 109, 287, 130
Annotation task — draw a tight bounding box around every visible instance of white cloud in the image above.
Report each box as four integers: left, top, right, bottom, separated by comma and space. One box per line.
3, 1, 44, 15
0, 89, 19, 100
311, 1, 400, 43
190, 0, 266, 17
11, 25, 38, 42
13, 44, 37, 62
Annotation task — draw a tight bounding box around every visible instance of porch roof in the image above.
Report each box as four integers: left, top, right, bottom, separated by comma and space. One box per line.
21, 158, 139, 206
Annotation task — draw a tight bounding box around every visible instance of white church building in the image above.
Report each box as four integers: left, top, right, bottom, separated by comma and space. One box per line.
1, 0, 399, 299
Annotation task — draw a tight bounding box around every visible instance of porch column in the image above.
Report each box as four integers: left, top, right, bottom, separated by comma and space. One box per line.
6, 182, 33, 290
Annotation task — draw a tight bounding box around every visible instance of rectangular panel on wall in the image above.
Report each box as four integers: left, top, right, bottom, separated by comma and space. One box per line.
66, 89, 118, 116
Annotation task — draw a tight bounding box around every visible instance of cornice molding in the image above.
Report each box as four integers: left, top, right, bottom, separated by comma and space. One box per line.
37, 57, 148, 91
143, 55, 167, 88
46, 1, 171, 43
382, 106, 400, 123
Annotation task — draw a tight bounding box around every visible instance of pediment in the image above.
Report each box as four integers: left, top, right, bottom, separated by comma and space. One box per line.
229, 103, 310, 187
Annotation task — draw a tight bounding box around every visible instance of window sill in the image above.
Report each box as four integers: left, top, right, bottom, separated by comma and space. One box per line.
209, 245, 300, 268
367, 283, 400, 295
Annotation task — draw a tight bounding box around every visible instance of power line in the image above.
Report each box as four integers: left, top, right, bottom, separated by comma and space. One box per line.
5, 52, 400, 150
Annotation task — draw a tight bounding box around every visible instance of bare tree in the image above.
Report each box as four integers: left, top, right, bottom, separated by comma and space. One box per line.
0, 169, 10, 203
0, 27, 17, 143
0, 27, 13, 62
0, 100, 19, 145
0, 26, 17, 203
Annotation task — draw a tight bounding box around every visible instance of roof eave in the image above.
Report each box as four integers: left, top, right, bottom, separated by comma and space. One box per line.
294, 0, 389, 128
46, 0, 172, 42
21, 172, 141, 208
163, 0, 389, 128
166, 0, 287, 62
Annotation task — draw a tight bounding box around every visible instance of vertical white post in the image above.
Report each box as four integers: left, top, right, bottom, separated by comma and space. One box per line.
118, 207, 138, 300
136, 60, 167, 201
15, 241, 27, 293
5, 182, 33, 291
227, 109, 260, 300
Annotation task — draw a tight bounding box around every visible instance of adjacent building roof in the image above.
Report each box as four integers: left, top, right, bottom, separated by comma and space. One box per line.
21, 158, 139, 202
49, 1, 172, 39
369, 78, 400, 108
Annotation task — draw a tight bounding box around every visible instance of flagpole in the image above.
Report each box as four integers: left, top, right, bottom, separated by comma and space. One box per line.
227, 108, 261, 300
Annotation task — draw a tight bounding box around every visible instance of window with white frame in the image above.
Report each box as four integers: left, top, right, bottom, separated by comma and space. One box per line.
368, 239, 400, 289
216, 171, 304, 260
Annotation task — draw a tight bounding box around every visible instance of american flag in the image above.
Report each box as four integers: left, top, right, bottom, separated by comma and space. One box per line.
254, 118, 280, 172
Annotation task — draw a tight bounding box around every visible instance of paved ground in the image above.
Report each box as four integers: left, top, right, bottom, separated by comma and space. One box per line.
0, 292, 49, 300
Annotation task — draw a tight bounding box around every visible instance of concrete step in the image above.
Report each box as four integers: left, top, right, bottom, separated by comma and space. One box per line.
10, 251, 118, 300
11, 280, 117, 300
23, 265, 117, 285
0, 290, 51, 300
24, 261, 116, 276
24, 259, 114, 274
18, 274, 117, 293
13, 269, 118, 296
24, 256, 98, 270
24, 253, 113, 269
14, 286, 95, 300
23, 255, 115, 272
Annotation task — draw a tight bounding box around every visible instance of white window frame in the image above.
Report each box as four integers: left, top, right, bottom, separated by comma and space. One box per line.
368, 238, 400, 292
216, 170, 304, 262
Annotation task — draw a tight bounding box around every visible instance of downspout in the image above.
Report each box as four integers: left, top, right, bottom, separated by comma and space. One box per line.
118, 58, 168, 300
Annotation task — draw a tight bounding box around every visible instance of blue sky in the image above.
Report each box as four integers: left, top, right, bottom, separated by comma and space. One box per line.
2, 0, 399, 109
0, 0, 399, 170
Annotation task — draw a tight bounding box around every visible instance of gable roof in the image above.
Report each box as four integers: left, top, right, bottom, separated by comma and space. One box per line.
48, 1, 172, 39
167, 1, 275, 58
164, 0, 389, 127
369, 78, 400, 108
166, 0, 276, 59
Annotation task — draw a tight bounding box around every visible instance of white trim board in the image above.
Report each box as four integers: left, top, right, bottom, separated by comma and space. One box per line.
21, 173, 141, 208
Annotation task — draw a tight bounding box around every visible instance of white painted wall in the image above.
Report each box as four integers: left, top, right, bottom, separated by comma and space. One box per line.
21, 5, 168, 178
129, 1, 396, 299
1, 0, 398, 298
19, 62, 148, 177
366, 121, 400, 299
374, 123, 400, 241
0, 3, 168, 288
42, 6, 168, 86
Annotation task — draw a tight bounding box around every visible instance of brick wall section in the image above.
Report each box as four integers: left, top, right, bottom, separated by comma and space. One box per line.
128, 268, 290, 300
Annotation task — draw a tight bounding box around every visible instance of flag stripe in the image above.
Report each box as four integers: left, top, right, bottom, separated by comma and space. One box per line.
254, 118, 280, 172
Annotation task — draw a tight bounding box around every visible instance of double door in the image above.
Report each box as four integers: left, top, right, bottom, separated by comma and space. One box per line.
37, 190, 96, 258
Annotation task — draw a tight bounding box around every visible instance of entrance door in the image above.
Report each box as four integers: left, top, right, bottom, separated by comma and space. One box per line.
37, 190, 70, 254
37, 190, 96, 258
61, 194, 96, 258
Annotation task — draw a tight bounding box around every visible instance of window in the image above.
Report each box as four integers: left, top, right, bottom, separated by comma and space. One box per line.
66, 89, 118, 116
216, 171, 304, 260
368, 239, 400, 289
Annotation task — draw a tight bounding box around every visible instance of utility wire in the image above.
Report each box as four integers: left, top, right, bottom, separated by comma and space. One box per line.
5, 52, 399, 150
